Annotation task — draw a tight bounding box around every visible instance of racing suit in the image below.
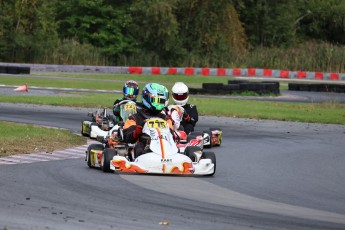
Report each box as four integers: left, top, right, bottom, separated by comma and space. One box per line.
180, 103, 198, 134
164, 105, 184, 131
123, 108, 173, 159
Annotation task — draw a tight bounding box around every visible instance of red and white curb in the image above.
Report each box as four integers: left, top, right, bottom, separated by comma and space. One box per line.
0, 140, 98, 165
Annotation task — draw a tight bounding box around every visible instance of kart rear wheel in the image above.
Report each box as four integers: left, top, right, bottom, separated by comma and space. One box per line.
209, 128, 222, 146
81, 121, 90, 137
86, 144, 104, 168
102, 148, 117, 173
209, 127, 221, 131
202, 151, 216, 176
216, 138, 222, 146
190, 131, 203, 136
184, 146, 202, 162
81, 126, 88, 137
187, 134, 197, 143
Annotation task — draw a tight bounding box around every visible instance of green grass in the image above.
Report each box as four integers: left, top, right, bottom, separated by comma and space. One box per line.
1, 73, 235, 90
194, 97, 345, 124
1, 93, 345, 124
0, 121, 86, 157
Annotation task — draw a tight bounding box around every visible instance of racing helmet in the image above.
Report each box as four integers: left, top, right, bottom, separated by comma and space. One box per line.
123, 80, 139, 99
142, 83, 169, 113
172, 82, 189, 106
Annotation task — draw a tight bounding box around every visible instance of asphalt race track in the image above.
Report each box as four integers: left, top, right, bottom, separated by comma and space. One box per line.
0, 102, 345, 230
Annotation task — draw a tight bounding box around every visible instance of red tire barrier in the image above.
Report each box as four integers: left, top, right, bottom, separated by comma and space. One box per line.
128, 66, 345, 81
248, 68, 256, 76
297, 71, 306, 79
129, 67, 142, 74
151, 67, 160, 75
217, 68, 226, 76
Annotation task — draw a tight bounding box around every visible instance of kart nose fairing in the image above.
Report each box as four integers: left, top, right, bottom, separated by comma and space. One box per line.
110, 153, 214, 175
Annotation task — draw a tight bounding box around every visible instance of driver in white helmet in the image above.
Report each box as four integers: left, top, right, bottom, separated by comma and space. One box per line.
171, 82, 198, 134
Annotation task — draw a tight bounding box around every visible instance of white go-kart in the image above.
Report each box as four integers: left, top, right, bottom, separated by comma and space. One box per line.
109, 117, 216, 176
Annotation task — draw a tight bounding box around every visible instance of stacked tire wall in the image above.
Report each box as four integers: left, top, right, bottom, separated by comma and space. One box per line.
189, 80, 280, 95
0, 65, 30, 74
288, 83, 345, 93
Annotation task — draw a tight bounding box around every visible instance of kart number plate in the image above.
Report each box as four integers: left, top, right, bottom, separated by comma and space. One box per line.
124, 103, 136, 111
147, 119, 168, 129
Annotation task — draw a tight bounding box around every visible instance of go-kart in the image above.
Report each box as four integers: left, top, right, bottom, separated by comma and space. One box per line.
81, 107, 115, 139
85, 100, 137, 172
175, 130, 204, 153
81, 100, 136, 139
190, 128, 222, 148
109, 117, 216, 176
85, 133, 135, 172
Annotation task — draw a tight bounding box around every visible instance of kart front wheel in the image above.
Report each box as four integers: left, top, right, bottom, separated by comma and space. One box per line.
202, 151, 216, 176
102, 148, 117, 173
184, 146, 202, 162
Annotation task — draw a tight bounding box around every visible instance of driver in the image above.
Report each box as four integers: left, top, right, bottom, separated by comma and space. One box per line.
164, 104, 185, 131
171, 82, 198, 134
123, 83, 173, 158
113, 80, 139, 123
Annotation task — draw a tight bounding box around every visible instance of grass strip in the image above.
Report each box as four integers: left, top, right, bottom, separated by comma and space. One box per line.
0, 74, 231, 90
0, 121, 86, 157
1, 93, 344, 124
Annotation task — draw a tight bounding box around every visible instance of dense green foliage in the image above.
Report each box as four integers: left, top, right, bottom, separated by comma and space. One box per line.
1, 0, 345, 71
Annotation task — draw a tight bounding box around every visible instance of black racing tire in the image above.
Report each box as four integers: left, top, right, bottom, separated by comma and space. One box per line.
209, 128, 222, 146
184, 146, 202, 162
202, 151, 216, 176
203, 130, 212, 148
202, 83, 224, 90
102, 148, 117, 173
6, 66, 20, 74
86, 144, 104, 168
228, 80, 248, 84
187, 134, 197, 143
209, 127, 221, 131
0, 66, 7, 73
190, 131, 203, 136
216, 137, 222, 146
81, 122, 89, 137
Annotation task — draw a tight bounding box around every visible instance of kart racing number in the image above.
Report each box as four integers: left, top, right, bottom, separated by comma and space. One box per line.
147, 118, 168, 129
124, 103, 136, 111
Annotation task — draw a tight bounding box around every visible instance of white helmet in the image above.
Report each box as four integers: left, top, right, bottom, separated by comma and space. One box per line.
172, 82, 189, 106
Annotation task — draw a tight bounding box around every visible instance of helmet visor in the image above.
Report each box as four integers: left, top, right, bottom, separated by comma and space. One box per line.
150, 95, 166, 110
124, 87, 139, 97
173, 92, 188, 101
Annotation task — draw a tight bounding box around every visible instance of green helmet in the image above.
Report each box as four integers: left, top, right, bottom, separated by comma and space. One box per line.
142, 83, 169, 113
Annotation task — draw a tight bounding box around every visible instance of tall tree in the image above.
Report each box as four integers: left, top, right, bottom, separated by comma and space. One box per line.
56, 0, 135, 59
129, 0, 182, 65
0, 0, 58, 62
175, 0, 246, 66
298, 0, 345, 44
236, 0, 300, 48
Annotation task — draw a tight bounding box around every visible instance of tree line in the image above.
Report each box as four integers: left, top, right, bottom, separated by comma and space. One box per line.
1, 0, 345, 72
